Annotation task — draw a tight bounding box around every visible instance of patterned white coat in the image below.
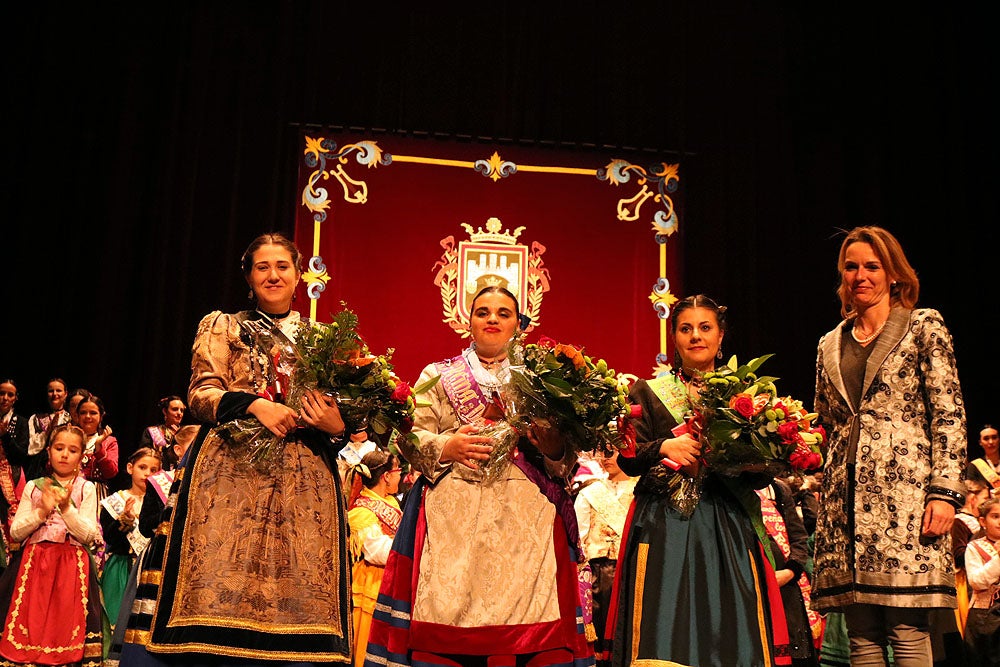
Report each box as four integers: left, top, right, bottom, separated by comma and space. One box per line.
812, 307, 966, 611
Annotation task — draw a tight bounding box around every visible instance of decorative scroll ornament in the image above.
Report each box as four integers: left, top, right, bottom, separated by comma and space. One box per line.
474, 151, 518, 182
302, 255, 331, 300
649, 276, 679, 376
649, 277, 678, 321
598, 160, 681, 243
301, 136, 391, 222
432, 217, 550, 337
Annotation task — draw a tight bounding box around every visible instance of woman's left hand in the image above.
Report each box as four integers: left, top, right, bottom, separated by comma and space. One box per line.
921, 499, 956, 538
526, 419, 566, 461
299, 390, 346, 438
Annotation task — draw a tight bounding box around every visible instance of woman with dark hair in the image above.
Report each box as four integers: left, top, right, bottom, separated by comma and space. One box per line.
607, 294, 785, 666
74, 393, 119, 504
347, 447, 402, 666
365, 285, 594, 666
137, 395, 186, 459
27, 377, 70, 457
0, 378, 32, 556
125, 232, 353, 665
811, 226, 966, 665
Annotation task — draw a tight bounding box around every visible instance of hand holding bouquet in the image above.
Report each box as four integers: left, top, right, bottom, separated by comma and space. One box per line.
503, 336, 634, 456
690, 354, 826, 476
221, 306, 436, 470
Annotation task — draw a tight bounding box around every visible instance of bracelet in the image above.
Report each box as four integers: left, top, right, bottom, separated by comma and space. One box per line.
926, 485, 964, 508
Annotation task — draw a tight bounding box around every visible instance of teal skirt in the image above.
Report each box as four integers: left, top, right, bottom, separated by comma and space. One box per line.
101, 552, 132, 629
611, 476, 776, 666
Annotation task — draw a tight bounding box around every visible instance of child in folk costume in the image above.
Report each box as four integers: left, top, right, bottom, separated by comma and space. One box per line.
0, 424, 105, 667
953, 478, 990, 637
347, 447, 403, 667
574, 448, 635, 666
963, 497, 1000, 665
105, 425, 198, 666
100, 447, 162, 631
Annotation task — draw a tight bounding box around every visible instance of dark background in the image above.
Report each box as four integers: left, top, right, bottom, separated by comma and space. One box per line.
5, 4, 996, 475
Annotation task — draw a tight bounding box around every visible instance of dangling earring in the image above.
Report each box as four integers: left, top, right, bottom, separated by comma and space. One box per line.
247, 289, 254, 301
716, 348, 723, 360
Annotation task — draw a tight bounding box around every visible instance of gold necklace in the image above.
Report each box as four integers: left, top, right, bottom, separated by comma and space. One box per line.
852, 320, 887, 345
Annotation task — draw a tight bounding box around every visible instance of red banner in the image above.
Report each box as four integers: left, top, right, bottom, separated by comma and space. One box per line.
294, 131, 684, 385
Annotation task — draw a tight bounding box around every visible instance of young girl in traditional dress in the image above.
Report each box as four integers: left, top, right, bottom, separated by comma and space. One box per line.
0, 423, 105, 667
100, 446, 162, 630
347, 447, 402, 666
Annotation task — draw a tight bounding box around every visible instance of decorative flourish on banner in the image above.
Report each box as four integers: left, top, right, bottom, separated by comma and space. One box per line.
649, 277, 678, 320
598, 160, 680, 242
650, 276, 679, 375
302, 256, 330, 300
301, 137, 390, 222
474, 151, 517, 181
432, 218, 550, 337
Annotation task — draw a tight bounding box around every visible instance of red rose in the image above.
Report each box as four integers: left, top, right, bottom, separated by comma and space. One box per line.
789, 447, 811, 470
777, 421, 801, 444
812, 425, 827, 445
618, 419, 637, 458
808, 451, 823, 469
391, 381, 413, 403
729, 393, 756, 418
537, 336, 558, 348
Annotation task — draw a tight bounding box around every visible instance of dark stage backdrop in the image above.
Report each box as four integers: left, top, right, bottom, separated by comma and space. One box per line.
4, 4, 997, 474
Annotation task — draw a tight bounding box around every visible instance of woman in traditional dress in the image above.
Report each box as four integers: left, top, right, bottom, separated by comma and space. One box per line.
811, 226, 966, 665
607, 294, 785, 667
74, 394, 119, 504
137, 395, 186, 461
364, 285, 595, 666
130, 232, 353, 665
27, 376, 70, 457
347, 447, 402, 666
0, 378, 32, 557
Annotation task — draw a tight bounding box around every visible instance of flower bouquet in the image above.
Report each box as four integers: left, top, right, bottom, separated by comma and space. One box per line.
503, 335, 634, 457
688, 354, 826, 477
219, 306, 436, 471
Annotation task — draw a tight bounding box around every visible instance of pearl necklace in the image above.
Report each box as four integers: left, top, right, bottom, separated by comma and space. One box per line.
851, 319, 886, 345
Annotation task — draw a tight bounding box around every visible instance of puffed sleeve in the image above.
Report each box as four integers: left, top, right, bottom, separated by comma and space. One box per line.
62, 481, 101, 546
400, 363, 456, 484
188, 311, 259, 424
9, 482, 46, 543
94, 435, 119, 481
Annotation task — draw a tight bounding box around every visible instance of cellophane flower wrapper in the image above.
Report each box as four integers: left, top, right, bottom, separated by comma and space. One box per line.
220, 306, 431, 472
691, 354, 826, 478
504, 336, 632, 457
472, 387, 524, 485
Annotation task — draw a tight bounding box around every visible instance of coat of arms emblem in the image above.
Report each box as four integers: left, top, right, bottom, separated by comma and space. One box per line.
433, 217, 550, 336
